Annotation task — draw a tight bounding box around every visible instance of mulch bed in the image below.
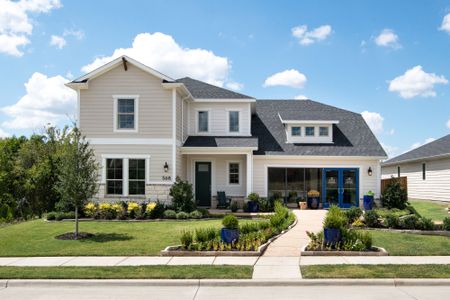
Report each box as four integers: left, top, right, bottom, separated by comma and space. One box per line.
55, 232, 95, 240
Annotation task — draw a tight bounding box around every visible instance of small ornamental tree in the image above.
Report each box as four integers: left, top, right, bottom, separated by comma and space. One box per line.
381, 177, 408, 209
57, 127, 99, 239
169, 177, 196, 212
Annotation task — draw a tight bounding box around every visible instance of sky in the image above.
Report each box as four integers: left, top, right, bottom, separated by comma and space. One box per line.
0, 0, 449, 158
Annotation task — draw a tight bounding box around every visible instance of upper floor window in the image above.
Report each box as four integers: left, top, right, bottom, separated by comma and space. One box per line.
114, 96, 138, 132
198, 111, 209, 132
106, 159, 123, 195
229, 111, 239, 132
291, 126, 301, 136
319, 126, 329, 137
228, 162, 240, 185
305, 126, 315, 136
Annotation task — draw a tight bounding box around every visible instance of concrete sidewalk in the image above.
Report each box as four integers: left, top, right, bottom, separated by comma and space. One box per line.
300, 256, 450, 265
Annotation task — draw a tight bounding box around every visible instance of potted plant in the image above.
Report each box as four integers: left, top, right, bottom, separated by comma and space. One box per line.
221, 214, 239, 243
299, 199, 307, 210
323, 206, 347, 245
247, 192, 260, 213
307, 190, 320, 209
363, 190, 375, 211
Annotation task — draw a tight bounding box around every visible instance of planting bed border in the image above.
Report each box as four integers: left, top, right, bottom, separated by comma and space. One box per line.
300, 245, 388, 256
160, 217, 298, 257
361, 228, 450, 237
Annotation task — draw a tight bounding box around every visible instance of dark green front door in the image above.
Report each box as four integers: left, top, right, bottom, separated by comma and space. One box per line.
195, 162, 211, 207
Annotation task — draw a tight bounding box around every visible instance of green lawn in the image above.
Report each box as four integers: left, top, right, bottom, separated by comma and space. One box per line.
365, 229, 450, 256
301, 265, 450, 279
0, 219, 257, 256
409, 199, 449, 221
0, 265, 252, 279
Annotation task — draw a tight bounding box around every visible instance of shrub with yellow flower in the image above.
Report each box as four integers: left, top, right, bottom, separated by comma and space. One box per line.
127, 202, 140, 218
84, 202, 97, 217
146, 202, 156, 213
112, 203, 123, 214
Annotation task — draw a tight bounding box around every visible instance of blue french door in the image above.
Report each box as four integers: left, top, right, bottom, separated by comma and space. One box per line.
322, 168, 359, 208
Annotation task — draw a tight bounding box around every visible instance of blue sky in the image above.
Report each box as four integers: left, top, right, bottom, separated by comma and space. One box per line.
0, 0, 449, 158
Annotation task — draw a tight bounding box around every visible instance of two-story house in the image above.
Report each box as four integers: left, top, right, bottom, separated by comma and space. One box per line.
66, 55, 387, 208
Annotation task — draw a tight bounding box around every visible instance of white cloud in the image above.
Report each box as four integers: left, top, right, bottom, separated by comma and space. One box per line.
294, 95, 308, 100
0, 127, 10, 138
446, 119, 450, 129
1, 72, 76, 129
81, 32, 231, 87
50, 35, 66, 49
389, 65, 448, 99
263, 69, 307, 88
361, 111, 384, 134
291, 25, 332, 45
381, 142, 400, 158
374, 29, 400, 48
225, 81, 243, 91
63, 28, 84, 40
409, 137, 435, 151
0, 0, 61, 56
439, 13, 450, 34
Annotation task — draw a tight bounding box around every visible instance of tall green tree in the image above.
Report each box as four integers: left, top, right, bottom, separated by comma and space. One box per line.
57, 127, 99, 238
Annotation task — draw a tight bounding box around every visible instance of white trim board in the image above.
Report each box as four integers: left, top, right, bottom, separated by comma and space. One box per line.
89, 138, 173, 145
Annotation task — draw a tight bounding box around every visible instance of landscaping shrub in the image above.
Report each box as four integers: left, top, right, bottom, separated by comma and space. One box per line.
127, 202, 140, 219
230, 201, 238, 212
340, 229, 373, 251
169, 177, 196, 213
443, 217, 450, 231
399, 214, 420, 229
55, 211, 75, 221
148, 201, 165, 219
323, 206, 347, 229
258, 220, 271, 230
83, 202, 97, 218
345, 207, 363, 223
239, 222, 260, 234
242, 202, 249, 213
46, 211, 57, 221
419, 217, 434, 231
222, 214, 239, 229
196, 208, 210, 218
189, 210, 203, 219
381, 178, 408, 209
98, 203, 117, 220
0, 204, 13, 223
176, 211, 189, 219
351, 219, 365, 228
180, 230, 194, 250
364, 210, 380, 228
163, 209, 176, 219
247, 193, 259, 202
385, 213, 400, 228
259, 198, 275, 212
195, 227, 218, 243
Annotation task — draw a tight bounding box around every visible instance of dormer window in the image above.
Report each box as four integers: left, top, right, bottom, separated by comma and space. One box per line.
291, 127, 301, 136
279, 114, 338, 144
319, 126, 329, 137
305, 127, 315, 136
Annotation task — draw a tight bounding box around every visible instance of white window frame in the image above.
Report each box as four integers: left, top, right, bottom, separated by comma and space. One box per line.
101, 154, 150, 196
196, 109, 211, 134
113, 95, 139, 133
227, 109, 241, 134
319, 126, 329, 137
291, 126, 301, 136
305, 126, 315, 137
227, 161, 241, 186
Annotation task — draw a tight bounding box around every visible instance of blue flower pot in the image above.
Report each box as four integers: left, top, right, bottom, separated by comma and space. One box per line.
221, 228, 239, 243
248, 201, 259, 213
324, 228, 341, 245
307, 197, 319, 209
363, 195, 374, 211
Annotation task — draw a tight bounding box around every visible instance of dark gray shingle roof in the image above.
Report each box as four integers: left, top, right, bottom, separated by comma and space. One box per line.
383, 134, 450, 165
183, 136, 258, 148
252, 100, 387, 157
176, 77, 253, 99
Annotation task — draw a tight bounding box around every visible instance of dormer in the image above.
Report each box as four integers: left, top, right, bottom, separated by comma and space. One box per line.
279, 113, 338, 144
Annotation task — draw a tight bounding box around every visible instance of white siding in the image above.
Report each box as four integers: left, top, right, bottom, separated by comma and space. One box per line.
382, 157, 450, 202
188, 102, 251, 136
253, 156, 381, 199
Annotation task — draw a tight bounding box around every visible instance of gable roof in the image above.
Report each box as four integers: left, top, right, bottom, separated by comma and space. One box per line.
252, 100, 387, 157
383, 134, 450, 165
175, 77, 254, 99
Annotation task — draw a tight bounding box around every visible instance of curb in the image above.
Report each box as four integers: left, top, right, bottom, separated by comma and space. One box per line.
3, 278, 450, 287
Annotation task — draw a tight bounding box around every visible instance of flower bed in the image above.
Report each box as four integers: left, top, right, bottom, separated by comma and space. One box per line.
161, 202, 296, 256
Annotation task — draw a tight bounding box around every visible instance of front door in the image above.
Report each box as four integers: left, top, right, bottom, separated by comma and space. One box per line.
322, 168, 359, 208
195, 162, 211, 207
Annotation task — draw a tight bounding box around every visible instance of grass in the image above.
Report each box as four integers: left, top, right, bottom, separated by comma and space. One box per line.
301, 264, 450, 278
0, 219, 258, 256
362, 229, 450, 256
409, 199, 449, 221
0, 265, 252, 279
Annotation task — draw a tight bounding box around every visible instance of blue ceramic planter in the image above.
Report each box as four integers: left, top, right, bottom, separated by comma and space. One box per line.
324, 227, 341, 245
248, 201, 259, 213
307, 197, 319, 209
363, 195, 374, 211
221, 228, 239, 243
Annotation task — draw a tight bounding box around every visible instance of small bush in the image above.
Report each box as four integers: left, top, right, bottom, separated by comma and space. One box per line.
55, 211, 75, 221
195, 227, 218, 243
0, 204, 13, 222
419, 217, 434, 231
258, 198, 274, 212
323, 206, 347, 229
258, 221, 271, 230
163, 209, 177, 219
176, 211, 189, 219
180, 230, 194, 249
99, 203, 117, 220
127, 202, 140, 219
247, 192, 260, 202
364, 210, 380, 228
189, 210, 203, 219
381, 178, 408, 209
385, 213, 400, 228
84, 202, 97, 217
222, 214, 239, 229
148, 201, 165, 219
239, 222, 260, 234
351, 219, 365, 228
169, 177, 196, 213
230, 201, 238, 212
345, 207, 363, 223
399, 214, 420, 229
196, 208, 210, 218
46, 211, 57, 221
442, 217, 450, 231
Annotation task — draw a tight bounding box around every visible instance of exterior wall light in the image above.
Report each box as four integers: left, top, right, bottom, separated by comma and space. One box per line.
164, 162, 169, 173
368, 167, 373, 176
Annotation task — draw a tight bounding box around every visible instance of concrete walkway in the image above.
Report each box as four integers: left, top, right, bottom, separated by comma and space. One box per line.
252, 209, 326, 280
300, 256, 450, 265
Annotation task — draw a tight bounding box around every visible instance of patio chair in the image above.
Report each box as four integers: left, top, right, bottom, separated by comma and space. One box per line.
216, 191, 232, 209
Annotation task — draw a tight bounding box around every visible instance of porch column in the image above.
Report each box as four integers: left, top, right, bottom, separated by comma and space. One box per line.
246, 152, 253, 196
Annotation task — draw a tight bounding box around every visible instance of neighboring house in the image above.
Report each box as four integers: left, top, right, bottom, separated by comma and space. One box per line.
382, 134, 450, 202
66, 55, 387, 208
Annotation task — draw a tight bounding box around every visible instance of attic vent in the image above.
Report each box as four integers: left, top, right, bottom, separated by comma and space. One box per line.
122, 57, 128, 71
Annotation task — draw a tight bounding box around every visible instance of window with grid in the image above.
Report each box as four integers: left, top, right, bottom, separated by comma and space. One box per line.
319, 126, 329, 136
291, 126, 301, 136
229, 163, 240, 185
117, 99, 135, 129
229, 111, 239, 132
198, 111, 209, 132
129, 159, 146, 195
106, 159, 123, 195
305, 126, 315, 136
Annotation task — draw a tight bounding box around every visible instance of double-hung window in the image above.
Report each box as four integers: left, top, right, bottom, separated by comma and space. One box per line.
198, 111, 209, 133
229, 111, 239, 133
305, 126, 315, 136
228, 162, 240, 185
115, 97, 137, 131
319, 126, 329, 137
291, 126, 301, 136
129, 159, 146, 195
106, 159, 123, 195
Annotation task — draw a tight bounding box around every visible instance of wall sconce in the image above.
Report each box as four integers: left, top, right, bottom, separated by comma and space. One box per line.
368, 167, 373, 176
164, 162, 169, 173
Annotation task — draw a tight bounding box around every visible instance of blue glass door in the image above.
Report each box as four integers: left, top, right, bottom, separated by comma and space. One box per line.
322, 168, 359, 208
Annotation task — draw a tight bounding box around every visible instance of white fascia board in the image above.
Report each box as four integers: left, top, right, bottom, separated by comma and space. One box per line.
180, 147, 257, 154
253, 155, 387, 160
193, 99, 256, 103
88, 138, 173, 145
65, 82, 88, 90
161, 82, 194, 101
382, 153, 450, 167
